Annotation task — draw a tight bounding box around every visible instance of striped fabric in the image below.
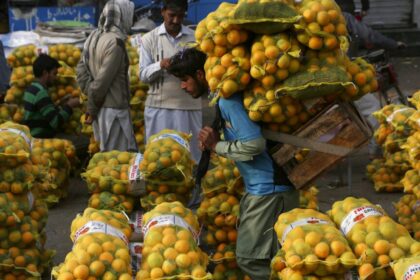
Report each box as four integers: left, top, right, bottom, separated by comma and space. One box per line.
23, 82, 72, 138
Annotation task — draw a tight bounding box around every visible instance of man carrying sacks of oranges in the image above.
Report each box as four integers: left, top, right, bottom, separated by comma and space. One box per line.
168, 47, 299, 279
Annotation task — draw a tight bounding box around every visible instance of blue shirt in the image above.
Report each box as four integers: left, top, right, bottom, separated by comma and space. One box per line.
218, 94, 292, 195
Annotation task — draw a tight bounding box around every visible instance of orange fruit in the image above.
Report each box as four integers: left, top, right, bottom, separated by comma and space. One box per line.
308, 37, 323, 50
90, 260, 105, 277
73, 264, 89, 279
314, 242, 330, 259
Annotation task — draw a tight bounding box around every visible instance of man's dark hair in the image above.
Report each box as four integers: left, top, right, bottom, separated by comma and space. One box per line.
163, 0, 188, 12
168, 48, 207, 78
33, 54, 60, 78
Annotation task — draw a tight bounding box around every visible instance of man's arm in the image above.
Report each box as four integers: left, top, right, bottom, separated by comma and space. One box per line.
87, 38, 124, 117
139, 35, 164, 83
215, 137, 266, 161
199, 98, 267, 161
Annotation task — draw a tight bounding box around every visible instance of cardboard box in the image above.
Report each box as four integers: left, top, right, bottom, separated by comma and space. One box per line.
266, 102, 372, 189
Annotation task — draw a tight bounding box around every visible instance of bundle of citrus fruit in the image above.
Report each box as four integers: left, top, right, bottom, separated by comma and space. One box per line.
82, 151, 142, 195
52, 208, 133, 280
82, 150, 141, 213
197, 156, 249, 279
272, 208, 358, 278
48, 44, 81, 68
367, 104, 419, 193
294, 0, 348, 51
140, 180, 194, 211
88, 191, 135, 214
329, 197, 420, 279
394, 194, 420, 240
30, 138, 76, 205
136, 202, 210, 279
140, 129, 194, 186
6, 45, 38, 68
197, 0, 377, 135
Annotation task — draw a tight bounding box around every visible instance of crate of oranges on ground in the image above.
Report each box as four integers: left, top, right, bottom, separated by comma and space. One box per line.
52, 208, 133, 280
136, 202, 211, 279
329, 197, 420, 279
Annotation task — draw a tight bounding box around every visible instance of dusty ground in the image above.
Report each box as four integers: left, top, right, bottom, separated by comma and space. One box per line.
44, 56, 420, 277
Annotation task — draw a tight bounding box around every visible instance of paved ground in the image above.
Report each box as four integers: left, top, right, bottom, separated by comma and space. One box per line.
44, 56, 420, 277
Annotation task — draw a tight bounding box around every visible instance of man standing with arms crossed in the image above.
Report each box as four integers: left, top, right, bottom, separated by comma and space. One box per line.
168, 48, 299, 280
139, 0, 202, 162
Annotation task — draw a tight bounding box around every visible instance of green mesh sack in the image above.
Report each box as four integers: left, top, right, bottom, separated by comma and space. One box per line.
88, 191, 135, 213
231, 0, 301, 34
140, 129, 194, 185
275, 64, 352, 99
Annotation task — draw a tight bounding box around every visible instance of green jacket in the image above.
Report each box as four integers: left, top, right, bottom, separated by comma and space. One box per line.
23, 81, 72, 138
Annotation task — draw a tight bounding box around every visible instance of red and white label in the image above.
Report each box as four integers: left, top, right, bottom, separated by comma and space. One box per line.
74, 221, 129, 245
152, 133, 190, 152
403, 264, 420, 280
129, 153, 144, 181
280, 217, 332, 245
340, 206, 384, 236
130, 242, 143, 274
129, 211, 143, 233
142, 214, 198, 241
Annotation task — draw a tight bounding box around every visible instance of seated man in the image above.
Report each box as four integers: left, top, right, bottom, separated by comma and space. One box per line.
23, 54, 80, 138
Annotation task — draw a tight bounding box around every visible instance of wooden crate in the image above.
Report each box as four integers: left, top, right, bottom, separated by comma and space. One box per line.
265, 102, 372, 189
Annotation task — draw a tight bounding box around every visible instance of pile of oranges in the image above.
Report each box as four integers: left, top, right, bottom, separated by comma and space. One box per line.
0, 122, 53, 278
82, 151, 140, 195
272, 208, 358, 278
250, 33, 302, 84
197, 156, 249, 279
394, 194, 420, 240
31, 138, 74, 205
195, 2, 248, 57
204, 46, 252, 99
48, 44, 81, 68
82, 151, 140, 213
140, 180, 194, 211
295, 0, 348, 51
88, 192, 135, 214
6, 45, 37, 68
330, 197, 420, 279
244, 82, 310, 132
140, 129, 194, 184
0, 122, 32, 168
10, 66, 34, 90
137, 202, 210, 279
344, 57, 378, 100
53, 208, 133, 280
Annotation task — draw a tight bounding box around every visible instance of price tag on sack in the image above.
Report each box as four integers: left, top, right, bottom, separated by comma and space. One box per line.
403, 264, 420, 280
280, 217, 332, 245
142, 214, 199, 243
128, 153, 146, 196
74, 221, 129, 245
152, 133, 190, 152
340, 206, 384, 236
